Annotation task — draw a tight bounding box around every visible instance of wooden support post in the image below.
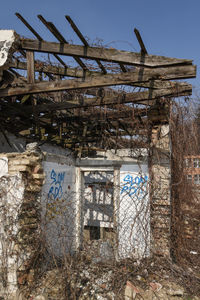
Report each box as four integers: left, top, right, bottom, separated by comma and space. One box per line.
26, 51, 35, 84
26, 50, 38, 134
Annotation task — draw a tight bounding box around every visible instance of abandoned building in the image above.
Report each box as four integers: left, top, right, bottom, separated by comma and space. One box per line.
185, 156, 200, 184
0, 13, 197, 298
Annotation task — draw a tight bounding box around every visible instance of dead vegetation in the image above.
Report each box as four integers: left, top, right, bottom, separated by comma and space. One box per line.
171, 100, 200, 272
20, 254, 200, 299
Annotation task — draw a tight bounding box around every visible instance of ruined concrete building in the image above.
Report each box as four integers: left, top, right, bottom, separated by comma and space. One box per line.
0, 13, 196, 298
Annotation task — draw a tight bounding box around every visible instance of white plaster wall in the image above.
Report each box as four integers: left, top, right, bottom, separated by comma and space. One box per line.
41, 160, 76, 257
118, 163, 150, 259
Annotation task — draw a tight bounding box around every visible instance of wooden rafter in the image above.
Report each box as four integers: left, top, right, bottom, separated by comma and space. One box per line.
37, 14, 88, 71
134, 28, 148, 54
65, 15, 107, 74
15, 12, 67, 68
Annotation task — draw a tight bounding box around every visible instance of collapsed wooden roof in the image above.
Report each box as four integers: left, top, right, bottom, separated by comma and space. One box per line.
0, 13, 196, 156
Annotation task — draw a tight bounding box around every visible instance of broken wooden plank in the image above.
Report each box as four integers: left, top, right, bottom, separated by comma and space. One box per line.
20, 38, 193, 68
0, 66, 195, 97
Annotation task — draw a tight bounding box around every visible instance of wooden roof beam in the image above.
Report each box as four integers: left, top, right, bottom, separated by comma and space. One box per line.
20, 38, 193, 68
15, 12, 67, 68
15, 12, 43, 41
4, 83, 192, 115
9, 59, 99, 78
0, 65, 195, 97
48, 110, 147, 122
37, 14, 88, 71
134, 28, 148, 54
9, 59, 194, 91
65, 15, 107, 74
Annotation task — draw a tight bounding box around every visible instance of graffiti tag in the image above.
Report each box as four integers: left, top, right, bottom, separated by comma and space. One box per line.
48, 169, 65, 200
121, 174, 148, 197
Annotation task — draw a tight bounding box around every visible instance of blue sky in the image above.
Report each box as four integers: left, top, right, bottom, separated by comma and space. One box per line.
0, 0, 200, 90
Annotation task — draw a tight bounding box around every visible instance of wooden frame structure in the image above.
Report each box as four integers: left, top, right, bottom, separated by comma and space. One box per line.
0, 13, 196, 156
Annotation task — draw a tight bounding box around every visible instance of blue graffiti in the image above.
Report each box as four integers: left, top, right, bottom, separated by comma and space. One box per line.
48, 169, 65, 200
121, 174, 148, 198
